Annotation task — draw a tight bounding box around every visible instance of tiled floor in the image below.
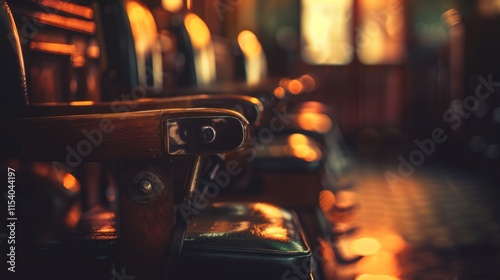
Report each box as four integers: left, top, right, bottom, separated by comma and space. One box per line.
322, 164, 500, 280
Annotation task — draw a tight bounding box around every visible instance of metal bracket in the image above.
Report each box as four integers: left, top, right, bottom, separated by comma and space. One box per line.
127, 171, 165, 204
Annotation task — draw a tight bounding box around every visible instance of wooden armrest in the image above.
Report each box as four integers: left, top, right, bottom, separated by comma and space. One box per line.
1, 108, 248, 161
28, 94, 263, 126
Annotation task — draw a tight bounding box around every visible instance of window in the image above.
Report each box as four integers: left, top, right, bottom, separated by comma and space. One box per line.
301, 0, 406, 65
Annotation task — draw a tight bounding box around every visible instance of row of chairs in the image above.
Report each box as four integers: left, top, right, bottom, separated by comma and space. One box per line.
0, 1, 352, 279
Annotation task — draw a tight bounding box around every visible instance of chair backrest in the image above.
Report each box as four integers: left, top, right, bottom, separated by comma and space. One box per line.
6, 0, 104, 103
170, 12, 217, 88
100, 0, 163, 99
5, 0, 163, 105
235, 30, 268, 86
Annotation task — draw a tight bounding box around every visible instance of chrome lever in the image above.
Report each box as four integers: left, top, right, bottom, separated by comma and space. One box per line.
166, 113, 248, 155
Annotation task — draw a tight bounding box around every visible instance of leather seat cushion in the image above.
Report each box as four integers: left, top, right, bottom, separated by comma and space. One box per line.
179, 202, 313, 279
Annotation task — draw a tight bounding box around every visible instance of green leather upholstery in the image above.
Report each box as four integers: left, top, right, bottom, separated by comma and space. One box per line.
179, 202, 313, 280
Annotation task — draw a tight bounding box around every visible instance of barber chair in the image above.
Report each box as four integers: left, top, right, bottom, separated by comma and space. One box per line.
286, 101, 352, 189
227, 14, 360, 268
1, 1, 314, 279
166, 12, 326, 171
158, 2, 362, 277
151, 9, 316, 279
162, 0, 346, 221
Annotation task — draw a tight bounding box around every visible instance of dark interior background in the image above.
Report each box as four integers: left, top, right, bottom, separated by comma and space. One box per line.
142, 0, 500, 186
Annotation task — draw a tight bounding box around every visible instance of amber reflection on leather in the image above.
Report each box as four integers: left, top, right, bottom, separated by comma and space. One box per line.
185, 202, 308, 252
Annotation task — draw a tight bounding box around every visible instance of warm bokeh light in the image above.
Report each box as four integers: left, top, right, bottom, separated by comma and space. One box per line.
378, 233, 406, 253
356, 274, 400, 280
64, 204, 81, 229
442, 9, 462, 27
356, 251, 401, 277
279, 78, 291, 88
350, 237, 382, 256
96, 225, 116, 234
69, 100, 94, 106
185, 13, 211, 49
301, 0, 353, 64
86, 42, 100, 59
30, 42, 76, 55
162, 0, 183, 13
357, 0, 405, 64
127, 1, 159, 53
126, 0, 163, 91
34, 12, 95, 34
296, 101, 325, 114
184, 13, 216, 86
288, 133, 309, 146
319, 190, 336, 213
238, 30, 262, 58
335, 190, 359, 209
237, 30, 267, 85
95, 211, 115, 221
71, 54, 86, 68
288, 133, 322, 162
274, 87, 286, 99
88, 218, 118, 240
296, 113, 332, 133
478, 0, 500, 17
40, 0, 94, 19
62, 173, 80, 192
31, 162, 51, 177
288, 79, 304, 95
299, 74, 318, 92
305, 149, 320, 162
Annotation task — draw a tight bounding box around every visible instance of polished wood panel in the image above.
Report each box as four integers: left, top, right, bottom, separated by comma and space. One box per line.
1, 110, 165, 161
